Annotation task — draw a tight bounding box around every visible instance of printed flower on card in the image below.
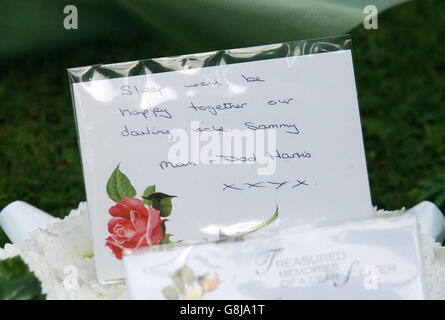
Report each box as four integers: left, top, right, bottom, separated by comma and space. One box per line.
105, 165, 176, 259
105, 198, 163, 259
162, 265, 221, 300
160, 208, 279, 300
198, 272, 220, 293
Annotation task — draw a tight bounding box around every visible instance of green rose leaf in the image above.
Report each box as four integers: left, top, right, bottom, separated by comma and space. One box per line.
161, 285, 181, 300
179, 265, 196, 285
171, 272, 185, 295
171, 264, 195, 292
144, 192, 176, 217
0, 256, 46, 300
142, 185, 156, 206
106, 165, 136, 202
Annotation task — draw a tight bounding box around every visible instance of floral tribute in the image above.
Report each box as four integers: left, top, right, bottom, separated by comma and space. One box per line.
105, 165, 175, 259
162, 265, 221, 300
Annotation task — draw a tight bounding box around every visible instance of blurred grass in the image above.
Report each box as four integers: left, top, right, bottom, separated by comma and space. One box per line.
0, 0, 444, 247
353, 0, 445, 212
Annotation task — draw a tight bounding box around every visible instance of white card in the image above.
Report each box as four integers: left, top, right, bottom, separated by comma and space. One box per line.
124, 215, 428, 300
69, 42, 372, 282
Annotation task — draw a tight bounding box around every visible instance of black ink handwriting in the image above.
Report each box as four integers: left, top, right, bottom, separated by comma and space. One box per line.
121, 124, 172, 139
120, 85, 165, 97
119, 107, 172, 119
184, 79, 222, 88
245, 121, 299, 135
242, 74, 265, 83
267, 98, 294, 106
188, 101, 247, 116
159, 161, 197, 170
223, 180, 310, 191
193, 125, 226, 133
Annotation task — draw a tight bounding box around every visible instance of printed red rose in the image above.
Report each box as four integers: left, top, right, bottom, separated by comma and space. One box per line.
105, 198, 163, 259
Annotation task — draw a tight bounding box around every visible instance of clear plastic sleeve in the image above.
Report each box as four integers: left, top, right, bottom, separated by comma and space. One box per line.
124, 215, 428, 300
67, 35, 374, 282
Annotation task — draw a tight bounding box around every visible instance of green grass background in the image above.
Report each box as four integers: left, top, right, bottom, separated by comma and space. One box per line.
0, 0, 444, 247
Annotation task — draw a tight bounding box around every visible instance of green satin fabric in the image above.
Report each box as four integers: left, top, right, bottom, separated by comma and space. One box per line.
1, 0, 408, 60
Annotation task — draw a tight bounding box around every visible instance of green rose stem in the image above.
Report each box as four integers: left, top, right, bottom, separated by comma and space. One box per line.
218, 205, 279, 241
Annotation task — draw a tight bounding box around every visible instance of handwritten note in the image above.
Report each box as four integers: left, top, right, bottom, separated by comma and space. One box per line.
70, 48, 372, 282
